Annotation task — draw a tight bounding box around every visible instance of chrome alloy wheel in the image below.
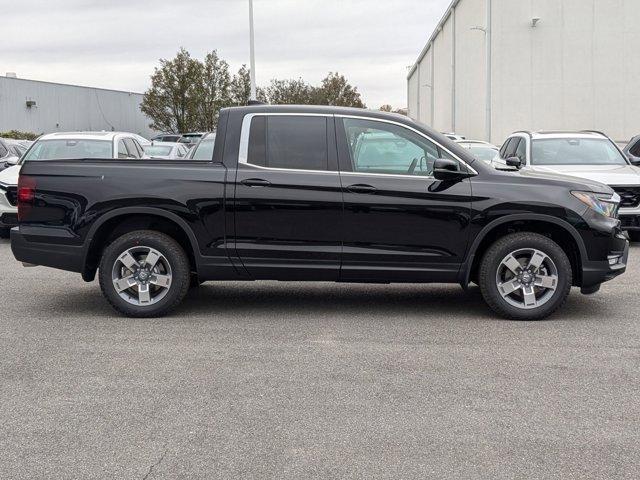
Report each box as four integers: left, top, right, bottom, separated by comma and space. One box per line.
111, 246, 172, 306
495, 248, 559, 310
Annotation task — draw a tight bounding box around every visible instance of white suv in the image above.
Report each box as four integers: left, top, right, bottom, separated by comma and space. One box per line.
494, 131, 640, 240
0, 131, 145, 237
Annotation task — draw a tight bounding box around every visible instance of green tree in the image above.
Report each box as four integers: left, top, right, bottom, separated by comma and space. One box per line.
313, 72, 365, 108
265, 78, 314, 105
197, 50, 232, 131
141, 48, 202, 133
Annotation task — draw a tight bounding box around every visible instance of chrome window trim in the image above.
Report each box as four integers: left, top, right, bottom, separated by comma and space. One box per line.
237, 112, 478, 177
238, 113, 336, 174
336, 114, 478, 176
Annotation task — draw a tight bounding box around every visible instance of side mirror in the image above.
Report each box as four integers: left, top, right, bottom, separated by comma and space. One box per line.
433, 158, 469, 181
506, 156, 523, 169
627, 155, 640, 166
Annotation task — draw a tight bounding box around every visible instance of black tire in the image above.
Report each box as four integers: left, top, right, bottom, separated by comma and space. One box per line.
0, 228, 10, 239
479, 232, 572, 320
98, 230, 190, 317
628, 231, 640, 243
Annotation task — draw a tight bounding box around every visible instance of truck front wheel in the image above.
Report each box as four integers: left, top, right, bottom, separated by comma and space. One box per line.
479, 232, 572, 320
98, 230, 190, 317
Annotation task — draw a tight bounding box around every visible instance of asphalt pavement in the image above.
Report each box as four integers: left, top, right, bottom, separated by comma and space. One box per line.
0, 238, 639, 479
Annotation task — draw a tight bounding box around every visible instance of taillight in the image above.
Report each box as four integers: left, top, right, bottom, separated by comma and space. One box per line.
17, 175, 36, 221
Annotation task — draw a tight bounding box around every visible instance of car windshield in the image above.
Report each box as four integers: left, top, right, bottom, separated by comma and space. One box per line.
23, 139, 112, 161
531, 138, 627, 165
144, 145, 173, 157
466, 145, 498, 162
191, 135, 216, 160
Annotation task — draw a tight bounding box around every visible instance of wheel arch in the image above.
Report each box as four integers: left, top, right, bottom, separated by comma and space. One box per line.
81, 207, 201, 281
460, 214, 587, 288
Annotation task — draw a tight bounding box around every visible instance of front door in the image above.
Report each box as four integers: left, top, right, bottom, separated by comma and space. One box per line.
336, 117, 473, 282
233, 114, 343, 280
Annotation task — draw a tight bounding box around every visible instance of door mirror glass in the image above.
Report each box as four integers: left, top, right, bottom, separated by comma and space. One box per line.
433, 158, 469, 180
506, 156, 523, 168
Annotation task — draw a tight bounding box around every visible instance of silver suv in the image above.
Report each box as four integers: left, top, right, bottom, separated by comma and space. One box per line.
494, 131, 640, 241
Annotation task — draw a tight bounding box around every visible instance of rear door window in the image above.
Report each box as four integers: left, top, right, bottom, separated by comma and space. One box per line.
247, 116, 328, 171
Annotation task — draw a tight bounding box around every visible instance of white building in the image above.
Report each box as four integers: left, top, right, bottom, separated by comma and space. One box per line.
0, 75, 155, 138
407, 0, 640, 145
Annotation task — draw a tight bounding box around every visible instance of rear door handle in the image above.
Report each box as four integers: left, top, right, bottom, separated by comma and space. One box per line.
346, 184, 377, 194
241, 178, 271, 187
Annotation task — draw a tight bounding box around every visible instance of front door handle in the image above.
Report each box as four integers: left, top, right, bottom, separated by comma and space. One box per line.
241, 178, 271, 187
346, 184, 377, 194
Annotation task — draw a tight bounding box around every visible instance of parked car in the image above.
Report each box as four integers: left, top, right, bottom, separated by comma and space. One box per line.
442, 132, 466, 141
623, 135, 640, 165
131, 133, 151, 146
5, 139, 27, 158
494, 131, 640, 241
456, 140, 499, 163
11, 106, 628, 320
0, 131, 146, 237
151, 133, 181, 143
143, 142, 189, 159
178, 132, 206, 149
0, 138, 21, 172
187, 132, 216, 160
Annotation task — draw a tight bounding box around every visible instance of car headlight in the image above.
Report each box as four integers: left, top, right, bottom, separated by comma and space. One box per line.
571, 191, 620, 218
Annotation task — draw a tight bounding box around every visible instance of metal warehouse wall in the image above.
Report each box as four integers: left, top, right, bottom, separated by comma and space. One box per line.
407, 0, 640, 145
0, 76, 155, 138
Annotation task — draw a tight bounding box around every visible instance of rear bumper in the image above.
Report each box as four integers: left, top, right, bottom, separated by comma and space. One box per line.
580, 232, 629, 288
11, 227, 85, 274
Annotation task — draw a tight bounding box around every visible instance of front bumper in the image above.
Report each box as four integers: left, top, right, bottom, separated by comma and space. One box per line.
0, 186, 17, 229
580, 231, 629, 288
619, 214, 640, 231
619, 203, 640, 230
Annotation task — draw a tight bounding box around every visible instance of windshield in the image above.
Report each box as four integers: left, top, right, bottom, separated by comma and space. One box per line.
144, 145, 173, 157
531, 138, 627, 166
466, 145, 498, 162
191, 135, 216, 160
24, 139, 112, 161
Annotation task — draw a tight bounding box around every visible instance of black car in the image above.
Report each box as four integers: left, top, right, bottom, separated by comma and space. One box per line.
11, 105, 628, 320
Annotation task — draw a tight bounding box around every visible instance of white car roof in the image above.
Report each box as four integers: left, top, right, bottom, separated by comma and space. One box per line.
523, 131, 609, 140
456, 140, 498, 148
146, 142, 181, 147
37, 131, 136, 142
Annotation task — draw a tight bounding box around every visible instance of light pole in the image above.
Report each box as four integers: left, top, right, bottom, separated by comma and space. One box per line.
471, 0, 492, 143
248, 0, 257, 101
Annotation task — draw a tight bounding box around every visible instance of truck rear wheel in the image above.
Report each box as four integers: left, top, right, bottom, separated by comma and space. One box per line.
479, 232, 572, 320
98, 230, 190, 317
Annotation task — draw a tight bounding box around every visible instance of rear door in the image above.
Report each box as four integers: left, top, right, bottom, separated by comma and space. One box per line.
232, 113, 343, 280
336, 116, 473, 282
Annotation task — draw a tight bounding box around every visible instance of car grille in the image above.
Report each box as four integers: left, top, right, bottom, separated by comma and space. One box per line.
0, 213, 18, 226
611, 186, 640, 208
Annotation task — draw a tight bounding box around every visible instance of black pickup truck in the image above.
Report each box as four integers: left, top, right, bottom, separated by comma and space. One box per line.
11, 105, 629, 319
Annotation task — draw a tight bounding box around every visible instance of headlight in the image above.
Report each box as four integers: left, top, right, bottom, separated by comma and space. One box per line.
571, 191, 620, 218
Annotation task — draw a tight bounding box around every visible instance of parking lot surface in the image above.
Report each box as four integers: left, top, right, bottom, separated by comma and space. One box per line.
1, 238, 639, 479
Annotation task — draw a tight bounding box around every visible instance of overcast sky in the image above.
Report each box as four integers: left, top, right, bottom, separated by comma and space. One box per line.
1, 0, 450, 108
